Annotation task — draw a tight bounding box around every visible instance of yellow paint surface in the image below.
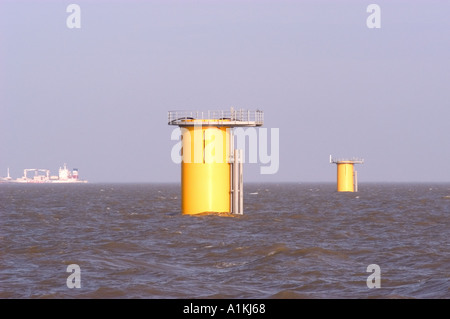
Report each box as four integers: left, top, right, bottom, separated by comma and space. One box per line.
181, 125, 231, 214
337, 162, 354, 192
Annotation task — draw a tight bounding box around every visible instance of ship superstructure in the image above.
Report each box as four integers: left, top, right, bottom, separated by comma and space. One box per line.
0, 163, 88, 183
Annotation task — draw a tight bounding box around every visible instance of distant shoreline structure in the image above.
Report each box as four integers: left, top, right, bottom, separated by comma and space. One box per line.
0, 163, 88, 184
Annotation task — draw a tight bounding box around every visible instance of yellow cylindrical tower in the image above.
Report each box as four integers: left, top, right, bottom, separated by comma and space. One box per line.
336, 162, 355, 192
169, 109, 264, 215
330, 155, 364, 193
181, 125, 230, 214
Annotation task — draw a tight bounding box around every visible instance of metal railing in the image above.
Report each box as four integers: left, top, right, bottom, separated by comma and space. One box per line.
330, 155, 364, 164
168, 109, 264, 126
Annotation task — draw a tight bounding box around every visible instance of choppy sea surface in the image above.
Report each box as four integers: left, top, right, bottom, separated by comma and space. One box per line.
0, 183, 449, 299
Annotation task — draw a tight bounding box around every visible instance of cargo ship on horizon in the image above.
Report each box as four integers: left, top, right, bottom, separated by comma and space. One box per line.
0, 163, 88, 184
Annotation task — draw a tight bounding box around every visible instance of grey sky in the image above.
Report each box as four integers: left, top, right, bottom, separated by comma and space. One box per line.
1, 0, 449, 183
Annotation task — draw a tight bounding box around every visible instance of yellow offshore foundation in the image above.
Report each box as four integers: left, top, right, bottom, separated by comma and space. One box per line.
168, 109, 263, 215
330, 155, 364, 192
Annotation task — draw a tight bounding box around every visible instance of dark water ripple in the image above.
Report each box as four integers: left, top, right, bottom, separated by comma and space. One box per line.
0, 183, 449, 298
